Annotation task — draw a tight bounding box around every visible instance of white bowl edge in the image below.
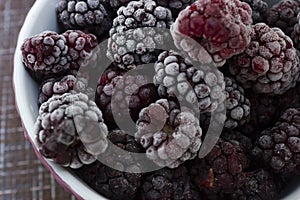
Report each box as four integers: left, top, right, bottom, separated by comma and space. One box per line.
13, 0, 107, 199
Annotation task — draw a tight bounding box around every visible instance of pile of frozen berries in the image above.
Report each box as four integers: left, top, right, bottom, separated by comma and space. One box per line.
20, 0, 300, 199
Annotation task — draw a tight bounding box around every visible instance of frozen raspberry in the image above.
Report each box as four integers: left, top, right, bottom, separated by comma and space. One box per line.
172, 0, 253, 66
153, 50, 226, 113
229, 23, 300, 95
56, 0, 113, 40
35, 93, 108, 169
265, 0, 300, 36
74, 129, 144, 199
252, 108, 300, 175
188, 139, 249, 197
62, 30, 100, 73
201, 77, 250, 130
107, 0, 174, 70
241, 0, 268, 23
38, 74, 93, 106
141, 165, 201, 200
95, 67, 159, 128
291, 13, 300, 50
21, 31, 69, 82
135, 99, 202, 168
231, 169, 278, 200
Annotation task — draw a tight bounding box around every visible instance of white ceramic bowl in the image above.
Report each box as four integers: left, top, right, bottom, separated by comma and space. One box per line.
13, 0, 300, 199
13, 0, 107, 199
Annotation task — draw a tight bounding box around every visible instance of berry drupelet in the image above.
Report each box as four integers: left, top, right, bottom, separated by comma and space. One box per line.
35, 93, 108, 168
107, 0, 174, 70
229, 23, 300, 95
135, 98, 202, 168
172, 0, 253, 66
252, 108, 300, 175
56, 0, 113, 40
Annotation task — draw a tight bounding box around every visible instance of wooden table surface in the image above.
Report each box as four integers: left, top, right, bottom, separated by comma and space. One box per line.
0, 0, 75, 199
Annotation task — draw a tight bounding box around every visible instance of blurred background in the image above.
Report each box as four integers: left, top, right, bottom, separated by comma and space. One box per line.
0, 0, 75, 199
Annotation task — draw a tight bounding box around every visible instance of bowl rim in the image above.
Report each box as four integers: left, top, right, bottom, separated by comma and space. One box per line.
13, 0, 107, 199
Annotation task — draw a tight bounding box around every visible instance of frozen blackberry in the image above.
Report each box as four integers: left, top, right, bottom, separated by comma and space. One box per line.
107, 0, 174, 70
74, 129, 144, 200
230, 169, 278, 200
101, 0, 130, 9
38, 74, 93, 105
252, 108, 300, 175
265, 0, 300, 36
229, 23, 300, 95
95, 67, 159, 128
172, 0, 253, 66
202, 77, 250, 130
291, 13, 300, 50
241, 92, 279, 136
56, 0, 113, 40
155, 0, 196, 18
135, 98, 202, 168
21, 31, 70, 82
35, 92, 108, 169
153, 50, 226, 113
241, 0, 268, 23
140, 165, 201, 200
62, 30, 100, 73
221, 130, 253, 154
241, 84, 300, 137
188, 139, 249, 196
